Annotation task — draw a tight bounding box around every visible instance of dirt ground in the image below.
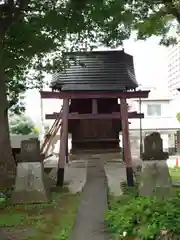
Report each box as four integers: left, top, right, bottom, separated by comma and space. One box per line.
0, 188, 81, 240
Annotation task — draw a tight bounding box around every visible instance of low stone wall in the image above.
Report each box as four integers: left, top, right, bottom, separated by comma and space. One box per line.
11, 135, 38, 148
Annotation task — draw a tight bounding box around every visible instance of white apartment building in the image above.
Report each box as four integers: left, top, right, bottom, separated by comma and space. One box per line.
129, 87, 180, 153
168, 39, 180, 96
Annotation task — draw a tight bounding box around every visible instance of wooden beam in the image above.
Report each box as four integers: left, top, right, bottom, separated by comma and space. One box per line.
40, 90, 150, 99
45, 112, 144, 120
57, 99, 69, 187
120, 98, 134, 187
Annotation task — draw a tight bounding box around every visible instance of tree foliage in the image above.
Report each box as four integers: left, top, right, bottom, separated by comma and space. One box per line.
0, 0, 180, 87
0, 1, 180, 109
9, 115, 38, 135
0, 0, 179, 113
176, 112, 180, 122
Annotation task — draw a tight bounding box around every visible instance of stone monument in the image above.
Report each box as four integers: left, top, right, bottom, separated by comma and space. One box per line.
11, 139, 49, 204
139, 132, 172, 197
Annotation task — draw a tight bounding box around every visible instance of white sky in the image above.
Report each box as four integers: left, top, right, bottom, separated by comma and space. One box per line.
25, 36, 169, 125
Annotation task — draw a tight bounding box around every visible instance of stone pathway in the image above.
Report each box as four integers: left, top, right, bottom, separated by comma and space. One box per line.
69, 159, 110, 240
104, 162, 126, 196
44, 156, 86, 193
104, 158, 142, 196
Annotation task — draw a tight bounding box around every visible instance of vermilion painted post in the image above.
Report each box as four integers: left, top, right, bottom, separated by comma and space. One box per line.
57, 99, 69, 186
66, 137, 68, 163
120, 97, 134, 187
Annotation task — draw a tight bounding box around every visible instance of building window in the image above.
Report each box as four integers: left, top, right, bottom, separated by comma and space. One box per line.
147, 104, 161, 116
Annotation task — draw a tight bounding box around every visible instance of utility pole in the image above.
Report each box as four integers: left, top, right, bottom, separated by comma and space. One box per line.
139, 97, 143, 157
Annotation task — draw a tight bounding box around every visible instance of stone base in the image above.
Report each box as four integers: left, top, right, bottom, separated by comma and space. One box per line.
126, 167, 134, 187
11, 162, 49, 204
139, 160, 172, 197
69, 149, 122, 162
141, 152, 169, 161
57, 168, 64, 186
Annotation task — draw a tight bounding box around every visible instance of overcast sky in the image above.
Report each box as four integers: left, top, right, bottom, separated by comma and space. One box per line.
25, 36, 169, 125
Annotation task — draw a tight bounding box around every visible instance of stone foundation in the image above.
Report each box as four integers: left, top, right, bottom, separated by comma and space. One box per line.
139, 160, 172, 197
69, 149, 122, 163
11, 162, 49, 204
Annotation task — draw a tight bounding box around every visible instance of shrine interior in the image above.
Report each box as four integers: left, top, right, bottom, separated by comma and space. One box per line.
69, 98, 122, 152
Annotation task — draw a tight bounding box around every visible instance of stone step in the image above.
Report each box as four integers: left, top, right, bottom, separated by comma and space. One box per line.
69, 151, 122, 162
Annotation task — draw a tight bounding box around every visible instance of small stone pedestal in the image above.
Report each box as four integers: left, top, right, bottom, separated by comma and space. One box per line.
139, 160, 172, 197
139, 132, 172, 198
11, 139, 49, 204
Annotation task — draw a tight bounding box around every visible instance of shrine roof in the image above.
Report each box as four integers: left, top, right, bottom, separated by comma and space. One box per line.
51, 50, 138, 91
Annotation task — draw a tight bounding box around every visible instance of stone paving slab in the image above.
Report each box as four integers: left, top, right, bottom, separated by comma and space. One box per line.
69, 160, 110, 240
104, 158, 142, 196
44, 156, 87, 193
104, 162, 126, 196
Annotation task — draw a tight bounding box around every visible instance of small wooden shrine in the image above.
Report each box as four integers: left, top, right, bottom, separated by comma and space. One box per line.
41, 50, 150, 186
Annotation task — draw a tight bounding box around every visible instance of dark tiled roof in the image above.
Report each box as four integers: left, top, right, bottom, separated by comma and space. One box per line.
51, 50, 138, 91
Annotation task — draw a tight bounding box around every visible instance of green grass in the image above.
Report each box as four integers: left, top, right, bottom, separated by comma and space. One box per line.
0, 187, 81, 240
169, 166, 180, 182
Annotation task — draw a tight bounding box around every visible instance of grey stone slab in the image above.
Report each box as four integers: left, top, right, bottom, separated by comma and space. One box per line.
19, 139, 42, 163
142, 132, 168, 160
139, 160, 172, 197
11, 162, 49, 204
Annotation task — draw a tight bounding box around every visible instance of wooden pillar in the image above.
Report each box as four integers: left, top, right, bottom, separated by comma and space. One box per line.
57, 99, 69, 186
120, 98, 134, 187
66, 137, 68, 163
92, 99, 98, 114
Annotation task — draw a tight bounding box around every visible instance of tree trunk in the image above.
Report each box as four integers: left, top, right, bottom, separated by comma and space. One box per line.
0, 70, 16, 191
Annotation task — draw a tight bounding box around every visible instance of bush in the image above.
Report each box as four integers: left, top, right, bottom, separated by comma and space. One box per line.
105, 191, 180, 239
9, 115, 38, 135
